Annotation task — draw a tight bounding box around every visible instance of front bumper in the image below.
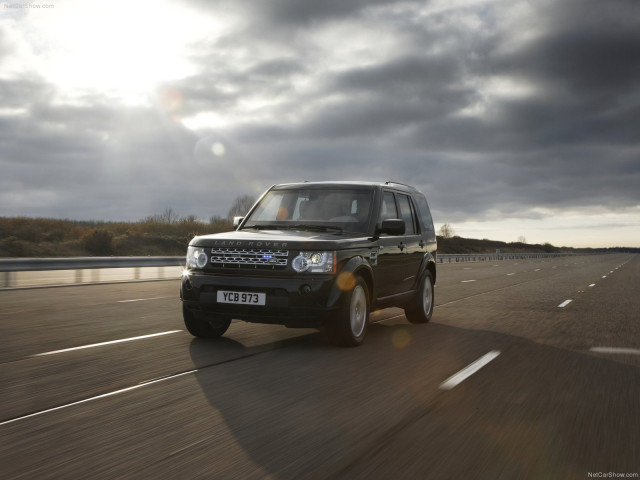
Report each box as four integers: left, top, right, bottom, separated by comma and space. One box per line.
180, 271, 343, 328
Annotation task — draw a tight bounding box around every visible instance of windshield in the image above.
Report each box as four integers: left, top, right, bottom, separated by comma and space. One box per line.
243, 187, 374, 234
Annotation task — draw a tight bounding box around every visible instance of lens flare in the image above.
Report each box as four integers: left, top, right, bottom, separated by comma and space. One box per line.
276, 207, 290, 220
212, 142, 226, 156
336, 272, 356, 291
391, 328, 412, 349
157, 87, 183, 112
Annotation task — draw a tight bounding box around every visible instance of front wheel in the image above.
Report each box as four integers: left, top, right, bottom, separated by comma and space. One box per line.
183, 305, 231, 338
324, 275, 369, 347
405, 271, 434, 324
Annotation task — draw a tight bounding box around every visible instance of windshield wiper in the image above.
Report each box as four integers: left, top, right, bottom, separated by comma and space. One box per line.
287, 224, 343, 233
243, 224, 343, 233
243, 224, 282, 230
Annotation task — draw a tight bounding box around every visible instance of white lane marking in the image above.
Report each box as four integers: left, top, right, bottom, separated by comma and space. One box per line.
602, 275, 607, 279
118, 296, 169, 303
33, 331, 182, 357
590, 347, 640, 356
534, 269, 541, 272
558, 299, 573, 308
506, 273, 515, 276
0, 369, 197, 426
463, 267, 472, 270
439, 350, 501, 390
589, 284, 596, 287
461, 280, 476, 283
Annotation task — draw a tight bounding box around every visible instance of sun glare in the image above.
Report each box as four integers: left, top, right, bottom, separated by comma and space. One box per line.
15, 0, 216, 104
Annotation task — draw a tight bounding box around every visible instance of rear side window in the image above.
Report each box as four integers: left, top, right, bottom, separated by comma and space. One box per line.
413, 194, 434, 231
396, 194, 416, 235
380, 192, 398, 221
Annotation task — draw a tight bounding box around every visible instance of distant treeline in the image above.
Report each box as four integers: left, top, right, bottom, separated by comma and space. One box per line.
1, 215, 638, 257
0, 214, 232, 257
435, 235, 639, 255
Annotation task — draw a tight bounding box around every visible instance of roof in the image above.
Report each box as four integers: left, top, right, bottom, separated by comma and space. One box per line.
272, 180, 418, 192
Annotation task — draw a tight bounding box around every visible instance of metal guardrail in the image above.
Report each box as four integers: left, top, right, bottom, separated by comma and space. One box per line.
0, 253, 588, 288
0, 256, 184, 289
437, 253, 577, 263
0, 256, 184, 272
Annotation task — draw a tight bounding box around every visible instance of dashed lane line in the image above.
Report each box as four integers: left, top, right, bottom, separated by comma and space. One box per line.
117, 296, 170, 303
590, 347, 640, 356
2, 345, 288, 426
0, 370, 197, 426
439, 351, 501, 390
33, 330, 182, 357
558, 299, 573, 308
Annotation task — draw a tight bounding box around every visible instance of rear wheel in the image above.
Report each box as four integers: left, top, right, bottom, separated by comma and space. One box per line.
183, 305, 231, 338
405, 271, 434, 324
324, 275, 369, 347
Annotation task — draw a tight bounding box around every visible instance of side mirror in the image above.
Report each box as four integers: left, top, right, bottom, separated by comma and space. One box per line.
233, 216, 244, 228
378, 219, 405, 236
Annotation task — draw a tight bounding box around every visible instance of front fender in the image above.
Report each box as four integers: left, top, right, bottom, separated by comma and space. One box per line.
326, 256, 374, 309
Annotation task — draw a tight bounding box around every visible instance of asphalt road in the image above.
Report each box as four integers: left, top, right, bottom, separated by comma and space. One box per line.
1, 254, 639, 479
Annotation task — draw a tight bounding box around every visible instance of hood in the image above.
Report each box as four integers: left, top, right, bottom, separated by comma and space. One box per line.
189, 229, 371, 250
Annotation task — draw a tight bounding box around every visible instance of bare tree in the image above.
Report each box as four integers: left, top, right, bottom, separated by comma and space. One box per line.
227, 194, 256, 221
517, 235, 527, 244
145, 207, 180, 224
438, 223, 455, 238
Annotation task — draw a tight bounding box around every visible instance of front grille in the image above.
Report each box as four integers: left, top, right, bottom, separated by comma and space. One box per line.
210, 248, 289, 270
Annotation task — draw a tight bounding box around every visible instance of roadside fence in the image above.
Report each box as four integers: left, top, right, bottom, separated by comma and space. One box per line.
1, 253, 591, 289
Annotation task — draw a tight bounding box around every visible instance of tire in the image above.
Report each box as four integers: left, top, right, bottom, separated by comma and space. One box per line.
324, 275, 369, 347
183, 305, 231, 338
404, 270, 434, 324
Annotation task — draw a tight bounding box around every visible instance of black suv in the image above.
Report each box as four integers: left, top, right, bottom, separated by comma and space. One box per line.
181, 181, 437, 346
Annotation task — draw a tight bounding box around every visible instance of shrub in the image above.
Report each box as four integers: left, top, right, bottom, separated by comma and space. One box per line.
82, 228, 114, 255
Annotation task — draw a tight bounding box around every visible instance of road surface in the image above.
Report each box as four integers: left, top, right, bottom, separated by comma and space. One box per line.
1, 254, 639, 479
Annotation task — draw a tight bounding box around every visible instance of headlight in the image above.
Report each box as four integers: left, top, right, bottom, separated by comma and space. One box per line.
292, 251, 335, 273
187, 246, 208, 269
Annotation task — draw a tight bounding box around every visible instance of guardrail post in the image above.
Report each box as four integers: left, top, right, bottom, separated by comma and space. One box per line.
135, 267, 141, 280
75, 269, 83, 284
2, 271, 11, 288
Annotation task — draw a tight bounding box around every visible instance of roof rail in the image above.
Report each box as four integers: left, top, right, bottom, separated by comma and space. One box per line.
385, 181, 413, 188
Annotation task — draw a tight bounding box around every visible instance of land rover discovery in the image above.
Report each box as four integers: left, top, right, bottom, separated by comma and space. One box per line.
180, 181, 437, 346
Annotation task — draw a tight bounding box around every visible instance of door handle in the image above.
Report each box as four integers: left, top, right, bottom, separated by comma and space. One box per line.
398, 241, 405, 251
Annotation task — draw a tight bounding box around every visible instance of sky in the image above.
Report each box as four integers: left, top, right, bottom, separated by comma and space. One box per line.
1, 0, 639, 248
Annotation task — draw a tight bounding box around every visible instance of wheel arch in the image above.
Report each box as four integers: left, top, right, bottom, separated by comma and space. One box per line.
327, 255, 374, 308
419, 252, 437, 285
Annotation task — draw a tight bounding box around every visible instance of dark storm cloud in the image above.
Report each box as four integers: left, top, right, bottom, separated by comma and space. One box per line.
479, 0, 640, 151
519, 0, 640, 91
0, 75, 250, 220
186, 0, 396, 28
2, 0, 640, 233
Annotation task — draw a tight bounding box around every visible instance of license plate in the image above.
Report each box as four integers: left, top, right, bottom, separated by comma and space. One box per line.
217, 290, 266, 306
